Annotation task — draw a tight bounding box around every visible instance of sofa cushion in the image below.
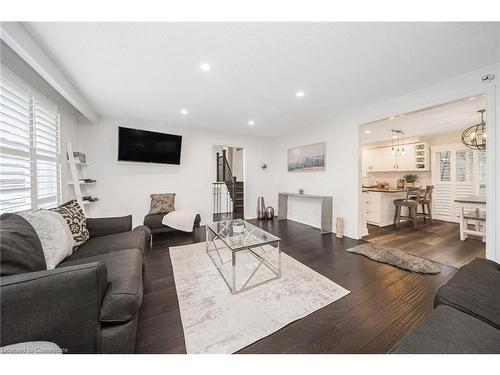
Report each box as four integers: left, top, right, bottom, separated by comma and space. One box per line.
86, 215, 132, 238
62, 228, 148, 262
149, 193, 175, 215
19, 210, 74, 269
391, 305, 500, 353
0, 213, 46, 276
59, 249, 143, 323
51, 200, 89, 250
434, 257, 500, 329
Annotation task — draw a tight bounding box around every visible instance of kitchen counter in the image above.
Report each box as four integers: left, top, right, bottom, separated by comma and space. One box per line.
362, 188, 407, 193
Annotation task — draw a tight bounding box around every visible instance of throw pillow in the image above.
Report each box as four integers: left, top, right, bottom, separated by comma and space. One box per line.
149, 193, 176, 215
0, 213, 46, 276
51, 200, 89, 250
19, 210, 75, 269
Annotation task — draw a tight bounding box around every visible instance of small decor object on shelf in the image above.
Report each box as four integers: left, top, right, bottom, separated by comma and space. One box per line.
403, 174, 419, 187
257, 197, 266, 220
72, 151, 86, 164
397, 178, 406, 189
336, 217, 344, 239
461, 109, 487, 150
298, 188, 304, 195
265, 206, 275, 220
232, 219, 245, 234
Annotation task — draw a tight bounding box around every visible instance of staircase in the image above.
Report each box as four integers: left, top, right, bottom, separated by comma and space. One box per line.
213, 149, 244, 216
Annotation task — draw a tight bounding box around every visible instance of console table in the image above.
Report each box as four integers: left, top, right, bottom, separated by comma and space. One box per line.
278, 192, 333, 233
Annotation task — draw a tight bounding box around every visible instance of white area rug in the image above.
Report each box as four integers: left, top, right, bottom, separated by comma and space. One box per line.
169, 241, 350, 354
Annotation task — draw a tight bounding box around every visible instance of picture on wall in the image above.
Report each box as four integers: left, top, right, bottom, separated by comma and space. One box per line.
287, 142, 326, 172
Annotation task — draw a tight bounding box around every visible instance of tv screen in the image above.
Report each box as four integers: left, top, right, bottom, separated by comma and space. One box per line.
118, 127, 182, 164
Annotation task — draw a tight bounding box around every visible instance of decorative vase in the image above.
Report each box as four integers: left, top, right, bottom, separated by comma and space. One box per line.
257, 197, 265, 220
265, 206, 275, 220
336, 217, 344, 239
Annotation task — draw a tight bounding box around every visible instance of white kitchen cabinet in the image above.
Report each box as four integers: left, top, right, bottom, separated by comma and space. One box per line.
364, 147, 395, 172
395, 143, 416, 171
362, 142, 429, 172
363, 190, 407, 226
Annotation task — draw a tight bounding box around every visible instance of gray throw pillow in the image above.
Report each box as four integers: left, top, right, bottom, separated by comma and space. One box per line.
149, 193, 176, 215
0, 213, 46, 276
51, 200, 89, 250
19, 210, 75, 269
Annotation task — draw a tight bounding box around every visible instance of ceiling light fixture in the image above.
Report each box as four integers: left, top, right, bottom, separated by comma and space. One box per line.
295, 91, 305, 98
468, 97, 476, 101
248, 120, 255, 127
390, 116, 395, 120
364, 129, 372, 134
461, 109, 486, 150
180, 109, 188, 115
200, 63, 211, 72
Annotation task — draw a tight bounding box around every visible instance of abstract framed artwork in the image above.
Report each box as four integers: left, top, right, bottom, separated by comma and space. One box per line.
287, 142, 326, 172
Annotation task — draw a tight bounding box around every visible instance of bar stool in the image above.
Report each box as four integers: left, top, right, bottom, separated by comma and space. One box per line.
393, 187, 422, 229
415, 185, 434, 224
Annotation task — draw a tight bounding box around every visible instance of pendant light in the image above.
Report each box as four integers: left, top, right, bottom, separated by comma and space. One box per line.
462, 109, 487, 150
390, 130, 405, 155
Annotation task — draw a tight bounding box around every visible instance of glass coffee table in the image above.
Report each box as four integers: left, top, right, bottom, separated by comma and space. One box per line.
205, 219, 281, 294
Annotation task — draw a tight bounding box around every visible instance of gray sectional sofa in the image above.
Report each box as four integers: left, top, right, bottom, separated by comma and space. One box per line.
391, 258, 500, 353
0, 213, 150, 353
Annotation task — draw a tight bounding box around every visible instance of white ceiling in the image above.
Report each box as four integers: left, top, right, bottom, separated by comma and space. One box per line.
24, 22, 500, 137
360, 95, 487, 144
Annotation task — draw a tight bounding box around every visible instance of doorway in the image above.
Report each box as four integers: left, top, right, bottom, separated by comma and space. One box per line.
212, 145, 245, 221
358, 95, 489, 268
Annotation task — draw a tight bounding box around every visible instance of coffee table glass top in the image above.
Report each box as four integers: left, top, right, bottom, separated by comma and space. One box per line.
205, 219, 280, 251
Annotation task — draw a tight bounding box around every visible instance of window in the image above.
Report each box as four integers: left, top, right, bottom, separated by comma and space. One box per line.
0, 67, 61, 214
456, 149, 474, 182
437, 151, 451, 181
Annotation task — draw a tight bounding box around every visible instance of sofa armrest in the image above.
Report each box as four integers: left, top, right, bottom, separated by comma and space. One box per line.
86, 215, 132, 237
0, 262, 108, 353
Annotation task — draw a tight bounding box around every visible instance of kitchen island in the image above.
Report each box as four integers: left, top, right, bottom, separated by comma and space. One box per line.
362, 188, 407, 227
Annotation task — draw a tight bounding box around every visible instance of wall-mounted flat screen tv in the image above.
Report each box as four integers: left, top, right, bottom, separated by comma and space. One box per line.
118, 127, 182, 164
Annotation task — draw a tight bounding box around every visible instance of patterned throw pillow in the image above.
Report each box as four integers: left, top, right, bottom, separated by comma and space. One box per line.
149, 193, 176, 215
51, 200, 89, 250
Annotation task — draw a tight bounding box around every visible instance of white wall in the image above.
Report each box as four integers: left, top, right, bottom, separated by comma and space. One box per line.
275, 63, 499, 262
77, 116, 278, 227
233, 148, 244, 181
1, 41, 80, 202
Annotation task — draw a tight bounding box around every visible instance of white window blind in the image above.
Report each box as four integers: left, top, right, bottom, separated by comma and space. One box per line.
438, 151, 451, 181
0, 67, 60, 214
456, 149, 474, 182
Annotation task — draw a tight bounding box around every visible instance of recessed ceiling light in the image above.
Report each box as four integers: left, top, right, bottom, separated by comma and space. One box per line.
468, 97, 476, 101
390, 116, 395, 120
200, 63, 211, 72
364, 129, 372, 134
180, 109, 188, 115
295, 91, 305, 98
248, 120, 255, 127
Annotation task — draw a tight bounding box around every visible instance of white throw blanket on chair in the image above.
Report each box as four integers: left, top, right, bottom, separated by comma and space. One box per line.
162, 208, 199, 232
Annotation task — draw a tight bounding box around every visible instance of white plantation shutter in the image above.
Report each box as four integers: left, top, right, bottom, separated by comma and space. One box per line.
0, 71, 32, 213
33, 94, 60, 209
0, 67, 60, 214
432, 144, 487, 222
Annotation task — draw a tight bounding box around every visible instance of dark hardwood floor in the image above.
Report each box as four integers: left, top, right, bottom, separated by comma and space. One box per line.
364, 220, 485, 268
135, 219, 456, 354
